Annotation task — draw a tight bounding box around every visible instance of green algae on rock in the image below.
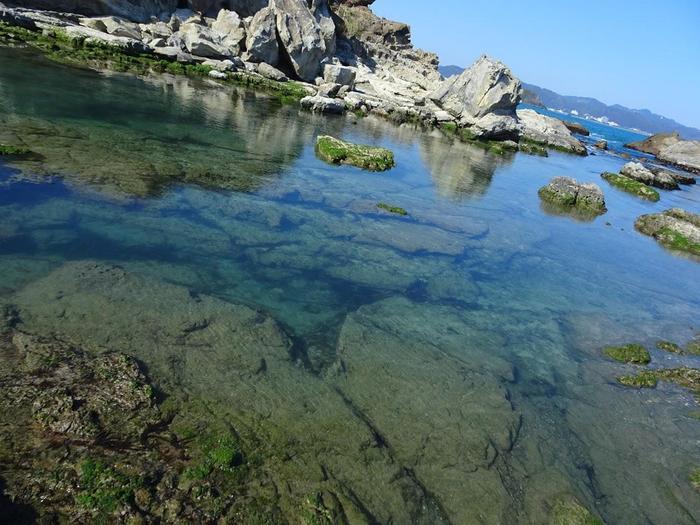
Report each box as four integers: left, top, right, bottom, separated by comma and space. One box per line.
538, 177, 607, 216
656, 340, 683, 354
377, 203, 408, 216
315, 135, 395, 171
549, 495, 604, 525
602, 343, 650, 364
692, 468, 700, 493
0, 143, 30, 156
600, 172, 660, 202
635, 208, 700, 257
617, 371, 658, 389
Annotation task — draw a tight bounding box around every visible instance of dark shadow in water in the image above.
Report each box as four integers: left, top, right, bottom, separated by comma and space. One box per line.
0, 478, 37, 524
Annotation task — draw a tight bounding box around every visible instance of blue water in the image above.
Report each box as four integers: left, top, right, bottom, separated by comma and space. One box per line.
1, 47, 699, 523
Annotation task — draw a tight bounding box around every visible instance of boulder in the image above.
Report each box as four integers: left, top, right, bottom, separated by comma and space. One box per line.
211, 9, 246, 48
81, 15, 142, 39
300, 95, 346, 114
208, 69, 227, 79
517, 109, 587, 156
323, 63, 356, 87
595, 139, 608, 150
257, 62, 288, 82
178, 21, 241, 58
625, 132, 681, 156
470, 113, 520, 141
317, 82, 342, 98
635, 208, 700, 257
430, 55, 521, 122
271, 0, 329, 81
626, 132, 700, 174
538, 177, 606, 215
563, 121, 590, 136
244, 6, 279, 65
620, 162, 679, 190
311, 0, 336, 57
63, 24, 150, 54
649, 166, 696, 185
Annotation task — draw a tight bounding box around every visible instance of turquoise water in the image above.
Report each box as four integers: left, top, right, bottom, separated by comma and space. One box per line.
1, 47, 700, 523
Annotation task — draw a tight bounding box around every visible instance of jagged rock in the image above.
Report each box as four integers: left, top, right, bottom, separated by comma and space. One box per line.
79, 15, 142, 39
271, 0, 328, 81
139, 20, 172, 39
257, 62, 288, 82
300, 95, 345, 114
538, 177, 606, 215
244, 5, 279, 65
470, 113, 520, 141
317, 82, 341, 98
323, 63, 356, 87
7, 0, 177, 22
626, 132, 700, 174
211, 8, 246, 49
517, 109, 587, 156
620, 162, 679, 190
179, 21, 241, 58
312, 0, 336, 57
430, 55, 521, 122
635, 208, 700, 257
63, 24, 150, 54
649, 166, 696, 185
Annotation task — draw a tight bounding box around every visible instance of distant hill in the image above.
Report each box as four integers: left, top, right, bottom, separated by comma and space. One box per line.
437, 65, 700, 139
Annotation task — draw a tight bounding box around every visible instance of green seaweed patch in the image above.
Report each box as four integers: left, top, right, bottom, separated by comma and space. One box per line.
656, 341, 682, 354
75, 458, 142, 516
519, 141, 549, 157
315, 135, 394, 171
617, 371, 658, 389
652, 227, 700, 257
0, 143, 31, 156
437, 122, 518, 156
549, 495, 603, 525
686, 337, 700, 355
377, 203, 408, 216
184, 432, 245, 481
601, 172, 660, 202
603, 343, 650, 364
301, 492, 335, 525
691, 468, 700, 493
520, 137, 586, 157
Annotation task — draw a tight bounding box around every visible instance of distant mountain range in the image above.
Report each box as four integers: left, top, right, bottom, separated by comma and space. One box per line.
438, 65, 700, 139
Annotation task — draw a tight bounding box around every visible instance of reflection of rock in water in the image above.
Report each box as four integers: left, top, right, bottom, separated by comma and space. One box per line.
419, 132, 514, 199
8, 261, 608, 523
0, 54, 313, 197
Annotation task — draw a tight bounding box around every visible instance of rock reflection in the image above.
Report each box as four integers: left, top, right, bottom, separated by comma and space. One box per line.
0, 49, 312, 197
419, 132, 514, 199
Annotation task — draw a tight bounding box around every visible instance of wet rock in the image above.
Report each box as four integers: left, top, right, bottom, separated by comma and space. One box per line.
538, 177, 606, 215
595, 139, 608, 150
620, 162, 679, 190
517, 109, 587, 156
315, 135, 394, 171
635, 208, 700, 257
563, 121, 590, 136
626, 132, 700, 174
648, 165, 696, 185
601, 172, 660, 202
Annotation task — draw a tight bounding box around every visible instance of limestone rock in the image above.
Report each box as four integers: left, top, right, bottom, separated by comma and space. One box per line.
244, 6, 279, 65
517, 109, 587, 156
626, 132, 700, 174
81, 15, 142, 39
6, 0, 178, 23
430, 55, 521, 122
63, 24, 150, 54
620, 162, 679, 190
271, 0, 328, 81
211, 9, 246, 50
179, 21, 240, 58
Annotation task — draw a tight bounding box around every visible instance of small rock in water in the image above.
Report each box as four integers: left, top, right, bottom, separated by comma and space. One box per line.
603, 343, 650, 364
300, 95, 346, 115
601, 172, 660, 202
315, 135, 395, 171
538, 176, 607, 216
635, 208, 700, 258
595, 139, 608, 150
620, 162, 679, 190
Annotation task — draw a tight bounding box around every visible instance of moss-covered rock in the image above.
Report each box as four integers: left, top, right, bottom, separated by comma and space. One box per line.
0, 143, 30, 156
656, 341, 682, 354
617, 371, 658, 389
635, 209, 700, 257
549, 495, 604, 525
315, 135, 395, 171
538, 177, 606, 215
602, 343, 650, 364
600, 172, 660, 202
377, 203, 408, 216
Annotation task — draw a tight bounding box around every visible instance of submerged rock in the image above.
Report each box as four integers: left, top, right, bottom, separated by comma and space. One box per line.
620, 162, 679, 190
601, 172, 660, 202
602, 343, 650, 364
635, 208, 700, 257
538, 177, 606, 215
315, 135, 394, 171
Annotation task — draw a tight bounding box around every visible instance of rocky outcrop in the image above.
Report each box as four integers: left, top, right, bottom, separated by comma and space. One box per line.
430, 55, 521, 139
626, 132, 700, 174
244, 6, 279, 64
6, 0, 177, 22
538, 176, 606, 215
270, 0, 329, 81
300, 94, 345, 114
620, 162, 679, 190
635, 208, 700, 257
563, 121, 590, 136
517, 109, 587, 156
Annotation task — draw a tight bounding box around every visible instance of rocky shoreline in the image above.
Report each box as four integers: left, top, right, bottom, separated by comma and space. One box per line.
0, 0, 589, 155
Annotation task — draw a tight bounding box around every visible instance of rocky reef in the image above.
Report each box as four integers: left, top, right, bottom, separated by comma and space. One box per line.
625, 132, 700, 175
0, 0, 586, 153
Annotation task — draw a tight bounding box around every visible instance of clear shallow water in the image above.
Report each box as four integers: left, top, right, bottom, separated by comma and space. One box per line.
1, 47, 700, 523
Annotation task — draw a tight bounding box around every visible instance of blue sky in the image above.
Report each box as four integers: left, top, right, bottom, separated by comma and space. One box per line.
372, 0, 700, 130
